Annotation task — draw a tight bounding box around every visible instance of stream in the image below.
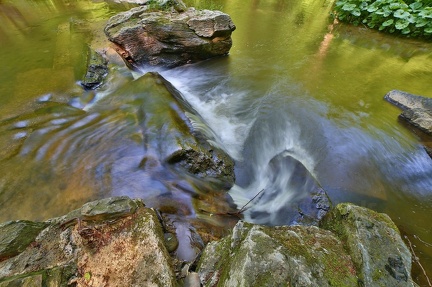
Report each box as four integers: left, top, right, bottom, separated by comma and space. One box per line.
0, 0, 432, 283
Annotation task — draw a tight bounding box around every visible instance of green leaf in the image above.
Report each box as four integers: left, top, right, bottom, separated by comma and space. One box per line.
419, 8, 432, 19
360, 2, 369, 9
379, 25, 386, 30
352, 8, 361, 16
382, 19, 394, 26
342, 3, 357, 11
84, 272, 92, 281
394, 9, 410, 19
425, 27, 432, 34
406, 14, 415, 23
402, 27, 410, 34
395, 19, 410, 30
367, 5, 379, 12
415, 18, 428, 27
389, 3, 401, 9
409, 2, 422, 10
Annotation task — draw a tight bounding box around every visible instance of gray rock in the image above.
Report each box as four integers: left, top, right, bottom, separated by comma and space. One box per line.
0, 274, 43, 287
400, 108, 432, 136
197, 221, 358, 287
80, 48, 108, 90
321, 203, 416, 287
80, 195, 139, 221
384, 90, 432, 111
0, 220, 47, 261
104, 6, 235, 68
384, 90, 432, 135
0, 197, 177, 287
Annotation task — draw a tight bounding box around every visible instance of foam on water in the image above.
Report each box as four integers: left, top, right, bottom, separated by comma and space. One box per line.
162, 71, 255, 161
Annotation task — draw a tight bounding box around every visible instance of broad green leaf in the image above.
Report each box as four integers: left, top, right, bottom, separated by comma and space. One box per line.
389, 3, 401, 9
419, 8, 432, 19
409, 2, 422, 10
352, 8, 361, 16
367, 5, 379, 12
425, 27, 432, 33
408, 15, 416, 23
415, 18, 428, 27
382, 19, 394, 26
402, 27, 410, 34
360, 2, 369, 9
394, 9, 410, 19
342, 3, 356, 11
395, 19, 410, 29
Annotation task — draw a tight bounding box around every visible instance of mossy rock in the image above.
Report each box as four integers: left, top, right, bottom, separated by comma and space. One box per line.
321, 203, 416, 286
0, 220, 47, 261
197, 221, 358, 287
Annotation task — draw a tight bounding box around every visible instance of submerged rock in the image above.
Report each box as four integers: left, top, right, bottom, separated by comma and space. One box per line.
80, 48, 108, 90
384, 90, 432, 135
104, 2, 236, 68
101, 71, 235, 185
321, 203, 417, 287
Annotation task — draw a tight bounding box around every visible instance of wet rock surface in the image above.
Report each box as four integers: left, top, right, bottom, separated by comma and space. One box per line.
0, 199, 419, 287
80, 48, 108, 90
0, 221, 48, 261
105, 71, 235, 185
385, 90, 432, 135
197, 221, 358, 287
0, 197, 176, 287
104, 1, 236, 68
321, 203, 417, 287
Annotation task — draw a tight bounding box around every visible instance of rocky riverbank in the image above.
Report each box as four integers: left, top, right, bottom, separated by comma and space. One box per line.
0, 196, 419, 286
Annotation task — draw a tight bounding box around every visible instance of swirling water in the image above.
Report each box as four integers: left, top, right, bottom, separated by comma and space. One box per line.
0, 0, 432, 281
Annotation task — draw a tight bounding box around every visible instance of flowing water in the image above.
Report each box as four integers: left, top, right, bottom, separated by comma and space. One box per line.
1, 0, 432, 282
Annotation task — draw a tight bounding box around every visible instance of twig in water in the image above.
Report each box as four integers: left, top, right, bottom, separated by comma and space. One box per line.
198, 189, 266, 217
414, 234, 432, 248
235, 189, 265, 215
405, 235, 432, 286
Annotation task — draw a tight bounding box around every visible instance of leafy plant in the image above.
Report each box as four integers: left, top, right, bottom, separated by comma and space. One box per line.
333, 0, 432, 38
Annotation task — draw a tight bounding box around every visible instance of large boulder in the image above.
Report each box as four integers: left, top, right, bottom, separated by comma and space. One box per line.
0, 196, 177, 287
197, 203, 418, 287
104, 3, 236, 68
197, 221, 358, 287
321, 203, 416, 287
384, 90, 432, 136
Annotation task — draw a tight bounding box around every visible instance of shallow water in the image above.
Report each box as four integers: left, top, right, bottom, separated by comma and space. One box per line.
0, 0, 432, 282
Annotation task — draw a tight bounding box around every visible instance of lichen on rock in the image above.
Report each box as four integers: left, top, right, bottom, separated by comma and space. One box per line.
321, 203, 417, 287
197, 221, 358, 287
